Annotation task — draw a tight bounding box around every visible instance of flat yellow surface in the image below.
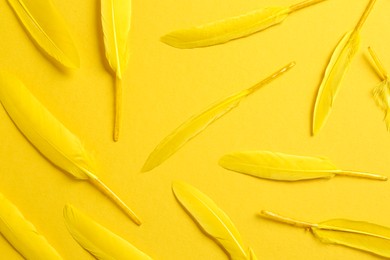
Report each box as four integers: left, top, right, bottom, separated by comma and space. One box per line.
0, 0, 390, 259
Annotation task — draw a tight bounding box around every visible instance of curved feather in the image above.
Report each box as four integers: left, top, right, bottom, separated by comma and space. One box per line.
101, 0, 132, 79
0, 192, 62, 259
64, 205, 152, 260
0, 71, 141, 225
312, 30, 360, 135
373, 80, 390, 130
141, 62, 295, 172
219, 151, 337, 181
7, 0, 80, 68
314, 219, 390, 258
161, 7, 289, 49
0, 71, 94, 180
172, 181, 255, 260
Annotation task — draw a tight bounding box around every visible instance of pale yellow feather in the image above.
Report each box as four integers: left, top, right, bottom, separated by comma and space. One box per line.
101, 0, 132, 79
172, 181, 255, 260
64, 205, 152, 260
0, 71, 141, 225
141, 62, 295, 172
7, 0, 80, 68
0, 192, 62, 259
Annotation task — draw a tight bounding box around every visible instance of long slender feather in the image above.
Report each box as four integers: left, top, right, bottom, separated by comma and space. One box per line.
312, 0, 377, 135
101, 0, 132, 141
64, 205, 152, 260
0, 71, 141, 225
141, 62, 295, 172
219, 150, 387, 181
261, 210, 390, 258
161, 0, 327, 49
7, 0, 79, 68
172, 181, 256, 260
0, 192, 62, 259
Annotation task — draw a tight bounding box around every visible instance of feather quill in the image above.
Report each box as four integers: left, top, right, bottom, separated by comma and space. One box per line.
141, 62, 295, 172
7, 0, 79, 68
161, 0, 327, 49
219, 150, 387, 181
101, 0, 132, 141
0, 71, 140, 225
64, 205, 152, 260
312, 0, 377, 135
261, 210, 390, 258
368, 47, 390, 130
172, 181, 257, 260
0, 192, 62, 259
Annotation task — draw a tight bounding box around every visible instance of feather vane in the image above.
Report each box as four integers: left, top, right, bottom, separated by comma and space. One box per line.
172, 181, 256, 260
161, 0, 327, 48
141, 62, 295, 172
219, 150, 386, 181
64, 205, 152, 260
7, 0, 80, 68
261, 210, 390, 258
0, 71, 140, 225
0, 192, 62, 259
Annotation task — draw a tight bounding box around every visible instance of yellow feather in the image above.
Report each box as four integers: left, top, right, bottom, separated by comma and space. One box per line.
7, 0, 80, 68
219, 151, 387, 181
172, 181, 256, 260
312, 0, 377, 135
64, 205, 152, 260
161, 0, 327, 49
0, 192, 62, 259
101, 0, 132, 141
261, 210, 390, 258
0, 71, 141, 225
141, 62, 295, 172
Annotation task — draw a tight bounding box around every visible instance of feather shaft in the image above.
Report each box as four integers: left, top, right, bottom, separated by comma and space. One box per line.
141, 62, 295, 172
0, 192, 62, 259
261, 210, 390, 258
219, 151, 387, 181
172, 181, 256, 260
64, 205, 152, 260
161, 0, 326, 49
101, 0, 132, 141
0, 71, 141, 225
312, 0, 376, 135
7, 0, 79, 68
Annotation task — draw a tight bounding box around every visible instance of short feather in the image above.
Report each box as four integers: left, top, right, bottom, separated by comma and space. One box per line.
161, 7, 289, 49
0, 192, 62, 259
172, 181, 255, 260
0, 71, 95, 180
64, 205, 152, 260
7, 0, 80, 68
373, 80, 390, 130
101, 0, 132, 79
312, 30, 360, 135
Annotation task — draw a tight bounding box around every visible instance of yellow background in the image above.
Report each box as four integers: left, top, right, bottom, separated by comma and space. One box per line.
0, 0, 390, 259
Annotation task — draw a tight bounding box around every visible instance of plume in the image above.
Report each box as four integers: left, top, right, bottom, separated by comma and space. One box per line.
7, 0, 79, 68
161, 0, 327, 49
261, 210, 390, 258
101, 0, 132, 141
0, 71, 141, 225
141, 62, 295, 172
172, 181, 257, 260
219, 150, 387, 181
0, 192, 62, 259
368, 47, 390, 130
312, 0, 377, 135
64, 205, 152, 260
